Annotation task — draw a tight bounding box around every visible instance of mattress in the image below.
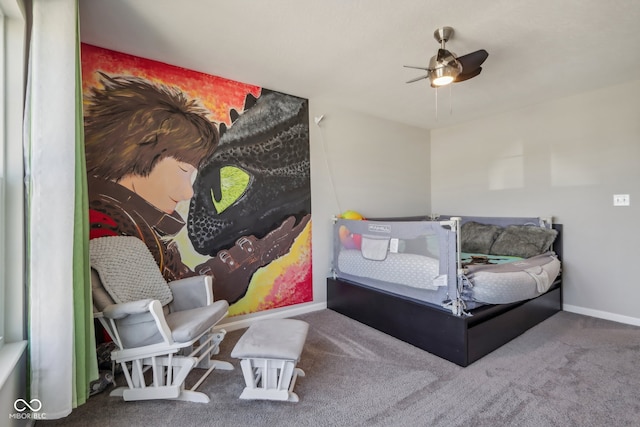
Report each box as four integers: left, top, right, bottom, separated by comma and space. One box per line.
337, 249, 561, 306
336, 250, 451, 308
338, 249, 440, 291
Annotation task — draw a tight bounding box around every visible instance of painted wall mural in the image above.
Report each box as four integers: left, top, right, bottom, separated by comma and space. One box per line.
81, 44, 312, 316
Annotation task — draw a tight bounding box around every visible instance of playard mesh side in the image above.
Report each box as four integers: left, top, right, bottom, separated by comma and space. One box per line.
332, 218, 460, 313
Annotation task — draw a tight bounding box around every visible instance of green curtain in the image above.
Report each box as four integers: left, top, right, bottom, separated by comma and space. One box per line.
72, 1, 98, 406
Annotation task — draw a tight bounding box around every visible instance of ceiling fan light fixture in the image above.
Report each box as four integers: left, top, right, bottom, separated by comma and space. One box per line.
430, 70, 455, 86
432, 75, 454, 86
404, 26, 488, 89
428, 56, 461, 86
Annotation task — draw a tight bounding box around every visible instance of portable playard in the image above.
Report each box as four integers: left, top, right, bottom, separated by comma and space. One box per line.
327, 215, 562, 366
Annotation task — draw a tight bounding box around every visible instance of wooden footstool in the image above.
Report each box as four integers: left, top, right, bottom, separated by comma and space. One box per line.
231, 318, 309, 402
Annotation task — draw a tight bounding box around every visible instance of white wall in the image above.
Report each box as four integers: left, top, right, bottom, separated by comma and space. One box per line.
431, 79, 640, 324
309, 101, 431, 303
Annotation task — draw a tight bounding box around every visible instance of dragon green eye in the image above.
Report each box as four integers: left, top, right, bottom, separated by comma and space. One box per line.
211, 166, 251, 213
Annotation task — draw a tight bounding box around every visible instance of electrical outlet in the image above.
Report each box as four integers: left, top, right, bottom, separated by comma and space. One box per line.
613, 194, 630, 206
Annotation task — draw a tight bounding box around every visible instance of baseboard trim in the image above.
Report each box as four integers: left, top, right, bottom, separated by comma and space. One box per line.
218, 302, 327, 332
563, 304, 640, 327
217, 302, 640, 332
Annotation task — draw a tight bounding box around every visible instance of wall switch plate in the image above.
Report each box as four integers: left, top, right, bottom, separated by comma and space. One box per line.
613, 194, 630, 206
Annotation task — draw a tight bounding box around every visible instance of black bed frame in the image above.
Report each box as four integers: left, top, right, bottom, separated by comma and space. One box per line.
327, 224, 563, 367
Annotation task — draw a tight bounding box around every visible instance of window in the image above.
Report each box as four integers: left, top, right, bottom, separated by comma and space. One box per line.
0, 0, 26, 396
1, 0, 26, 351
1, 3, 7, 350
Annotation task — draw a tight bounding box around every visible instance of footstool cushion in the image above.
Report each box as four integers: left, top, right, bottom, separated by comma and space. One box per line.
231, 319, 309, 360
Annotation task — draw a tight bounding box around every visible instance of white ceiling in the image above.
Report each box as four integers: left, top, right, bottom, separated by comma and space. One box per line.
79, 0, 640, 130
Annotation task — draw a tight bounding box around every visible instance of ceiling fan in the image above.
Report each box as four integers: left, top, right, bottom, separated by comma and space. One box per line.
405, 27, 488, 87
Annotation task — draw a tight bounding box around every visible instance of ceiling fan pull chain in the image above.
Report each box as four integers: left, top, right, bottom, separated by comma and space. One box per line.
435, 86, 439, 122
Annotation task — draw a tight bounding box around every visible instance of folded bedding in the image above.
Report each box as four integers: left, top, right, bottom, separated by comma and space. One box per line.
465, 252, 561, 304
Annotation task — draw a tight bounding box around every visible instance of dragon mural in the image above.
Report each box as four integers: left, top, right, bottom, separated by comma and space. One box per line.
82, 43, 312, 315
189, 89, 312, 303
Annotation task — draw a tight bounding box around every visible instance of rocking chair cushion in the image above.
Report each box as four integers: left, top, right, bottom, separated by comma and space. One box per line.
166, 300, 229, 343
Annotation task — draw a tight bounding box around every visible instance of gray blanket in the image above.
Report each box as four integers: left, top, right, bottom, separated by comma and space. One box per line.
89, 236, 173, 306
465, 252, 558, 274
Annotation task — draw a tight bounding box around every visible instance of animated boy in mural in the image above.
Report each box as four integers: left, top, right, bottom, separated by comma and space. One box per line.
84, 70, 311, 308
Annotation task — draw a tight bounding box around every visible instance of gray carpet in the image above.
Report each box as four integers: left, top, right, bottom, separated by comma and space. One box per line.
38, 309, 640, 427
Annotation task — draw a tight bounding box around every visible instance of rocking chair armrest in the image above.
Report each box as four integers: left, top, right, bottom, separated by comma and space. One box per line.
102, 299, 155, 320
103, 299, 174, 347
168, 275, 214, 312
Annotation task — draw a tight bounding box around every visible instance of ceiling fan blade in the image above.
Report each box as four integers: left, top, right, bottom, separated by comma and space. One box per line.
406, 74, 429, 84
457, 49, 488, 72
454, 67, 482, 83
403, 65, 430, 71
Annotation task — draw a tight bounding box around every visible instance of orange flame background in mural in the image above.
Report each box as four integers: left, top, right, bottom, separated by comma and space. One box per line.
81, 43, 261, 126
